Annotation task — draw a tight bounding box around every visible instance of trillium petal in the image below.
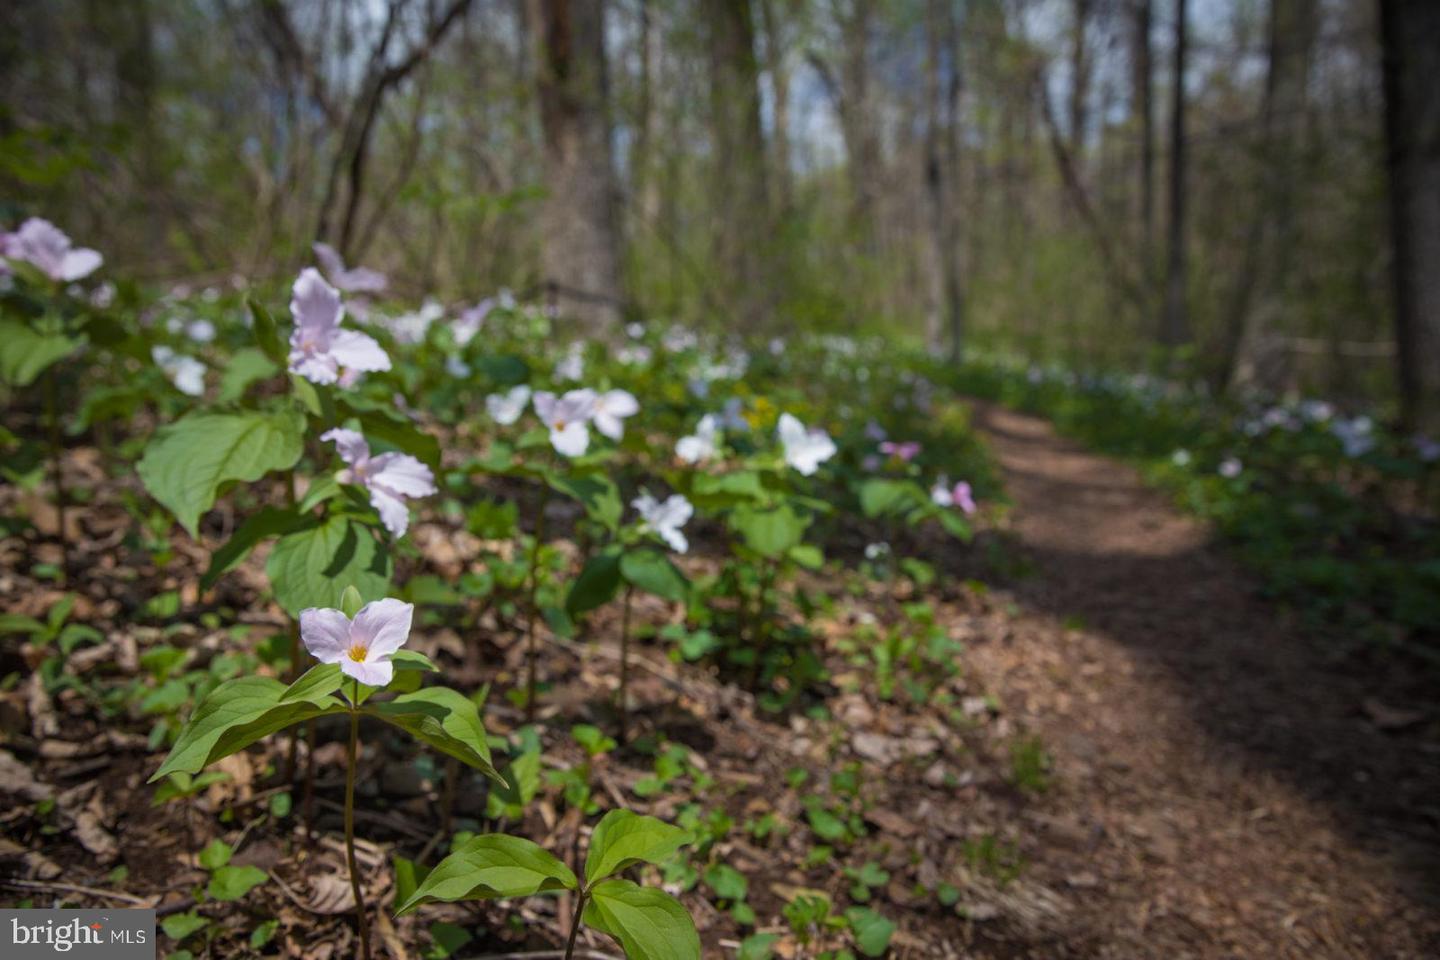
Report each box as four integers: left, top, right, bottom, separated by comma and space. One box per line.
600, 389, 639, 417
368, 453, 437, 498
313, 242, 346, 280
594, 413, 624, 440
300, 608, 352, 663
341, 656, 393, 688
532, 390, 557, 422
661, 527, 689, 553
329, 330, 391, 372
675, 436, 709, 463
370, 487, 413, 538
60, 248, 103, 281
289, 351, 340, 384
351, 598, 413, 657
291, 268, 343, 339
551, 421, 590, 457
321, 428, 370, 466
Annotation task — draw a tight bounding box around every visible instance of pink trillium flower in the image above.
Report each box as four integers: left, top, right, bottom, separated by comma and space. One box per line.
321, 428, 436, 538
880, 441, 921, 462
592, 389, 639, 440
533, 389, 597, 457
300, 598, 413, 687
313, 242, 388, 294
288, 268, 391, 385
2, 218, 103, 282
931, 477, 977, 515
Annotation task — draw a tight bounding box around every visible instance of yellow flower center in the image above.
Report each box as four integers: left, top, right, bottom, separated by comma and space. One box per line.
347, 644, 368, 663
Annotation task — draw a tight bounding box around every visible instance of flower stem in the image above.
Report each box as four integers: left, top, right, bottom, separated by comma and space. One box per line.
563, 889, 588, 960
524, 492, 550, 724
344, 684, 371, 960
617, 584, 634, 743
44, 367, 66, 583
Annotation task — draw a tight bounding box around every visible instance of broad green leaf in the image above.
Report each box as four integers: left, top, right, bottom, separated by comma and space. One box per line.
138, 409, 305, 537
391, 650, 438, 673
266, 515, 392, 617
692, 470, 766, 502
486, 746, 541, 819
620, 549, 689, 602
566, 549, 622, 616
584, 809, 690, 885
0, 319, 82, 387
476, 354, 529, 385
280, 663, 344, 704
937, 509, 973, 541
217, 347, 279, 403
149, 676, 345, 782
845, 906, 896, 957
788, 544, 824, 570
201, 506, 304, 590
583, 878, 700, 960
0, 614, 46, 637
365, 687, 504, 785
161, 911, 208, 941
859, 478, 924, 518
394, 834, 576, 915
737, 933, 780, 960
730, 504, 809, 559
247, 298, 286, 364
208, 864, 267, 901
298, 474, 342, 513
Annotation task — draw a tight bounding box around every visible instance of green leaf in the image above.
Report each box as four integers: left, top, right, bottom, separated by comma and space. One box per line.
197, 839, 233, 871
138, 409, 306, 538
394, 834, 577, 915
0, 319, 82, 387
391, 649, 439, 673
620, 549, 689, 602
280, 663, 345, 704
365, 687, 504, 785
788, 544, 824, 570
337, 397, 442, 473
392, 856, 431, 911
201, 507, 304, 590
566, 549, 622, 617
208, 864, 267, 901
249, 920, 279, 949
149, 676, 345, 782
340, 585, 365, 618
703, 863, 748, 901
0, 614, 46, 637
737, 933, 780, 960
266, 515, 392, 617
547, 471, 623, 532
247, 298, 286, 364
859, 479, 924, 518
692, 470, 765, 502
161, 911, 209, 942
583, 878, 700, 960
730, 505, 809, 559
584, 809, 690, 885
217, 347, 279, 403
297, 474, 342, 513
845, 906, 896, 957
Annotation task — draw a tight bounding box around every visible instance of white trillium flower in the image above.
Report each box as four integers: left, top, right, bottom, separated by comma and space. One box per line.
633, 491, 694, 554
300, 598, 412, 687
313, 242, 388, 294
486, 385, 532, 426
1, 217, 103, 281
152, 346, 207, 397
676, 414, 721, 464
533, 388, 597, 457
592, 389, 639, 440
777, 413, 837, 476
445, 355, 472, 378
287, 268, 391, 385
386, 298, 444, 345
321, 428, 437, 538
1218, 457, 1243, 479
186, 319, 216, 343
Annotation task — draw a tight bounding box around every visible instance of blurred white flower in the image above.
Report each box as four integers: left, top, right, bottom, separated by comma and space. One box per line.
533, 388, 597, 456
313, 242, 388, 294
555, 343, 585, 381
633, 491, 693, 553
1219, 457, 1243, 478
1172, 449, 1192, 467
592, 389, 639, 440
152, 346, 206, 397
778, 413, 837, 476
677, 414, 720, 464
485, 385, 532, 426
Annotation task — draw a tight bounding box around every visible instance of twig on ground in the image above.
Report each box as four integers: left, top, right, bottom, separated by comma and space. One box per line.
3, 878, 152, 906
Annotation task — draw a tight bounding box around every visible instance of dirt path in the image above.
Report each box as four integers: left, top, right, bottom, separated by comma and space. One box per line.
966, 403, 1440, 959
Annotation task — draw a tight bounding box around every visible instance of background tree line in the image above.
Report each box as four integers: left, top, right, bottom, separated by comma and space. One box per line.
1, 0, 1435, 428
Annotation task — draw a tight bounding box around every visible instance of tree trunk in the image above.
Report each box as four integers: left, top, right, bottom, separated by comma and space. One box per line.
1161, 0, 1189, 348
758, 0, 794, 212
924, 0, 965, 363
703, 0, 771, 327
1069, 0, 1092, 172
1220, 0, 1317, 390
1131, 0, 1154, 255
1380, 0, 1440, 433
527, 0, 624, 331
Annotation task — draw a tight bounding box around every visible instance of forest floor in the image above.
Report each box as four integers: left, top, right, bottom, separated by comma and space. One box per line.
961, 403, 1440, 959
2, 401, 1438, 959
